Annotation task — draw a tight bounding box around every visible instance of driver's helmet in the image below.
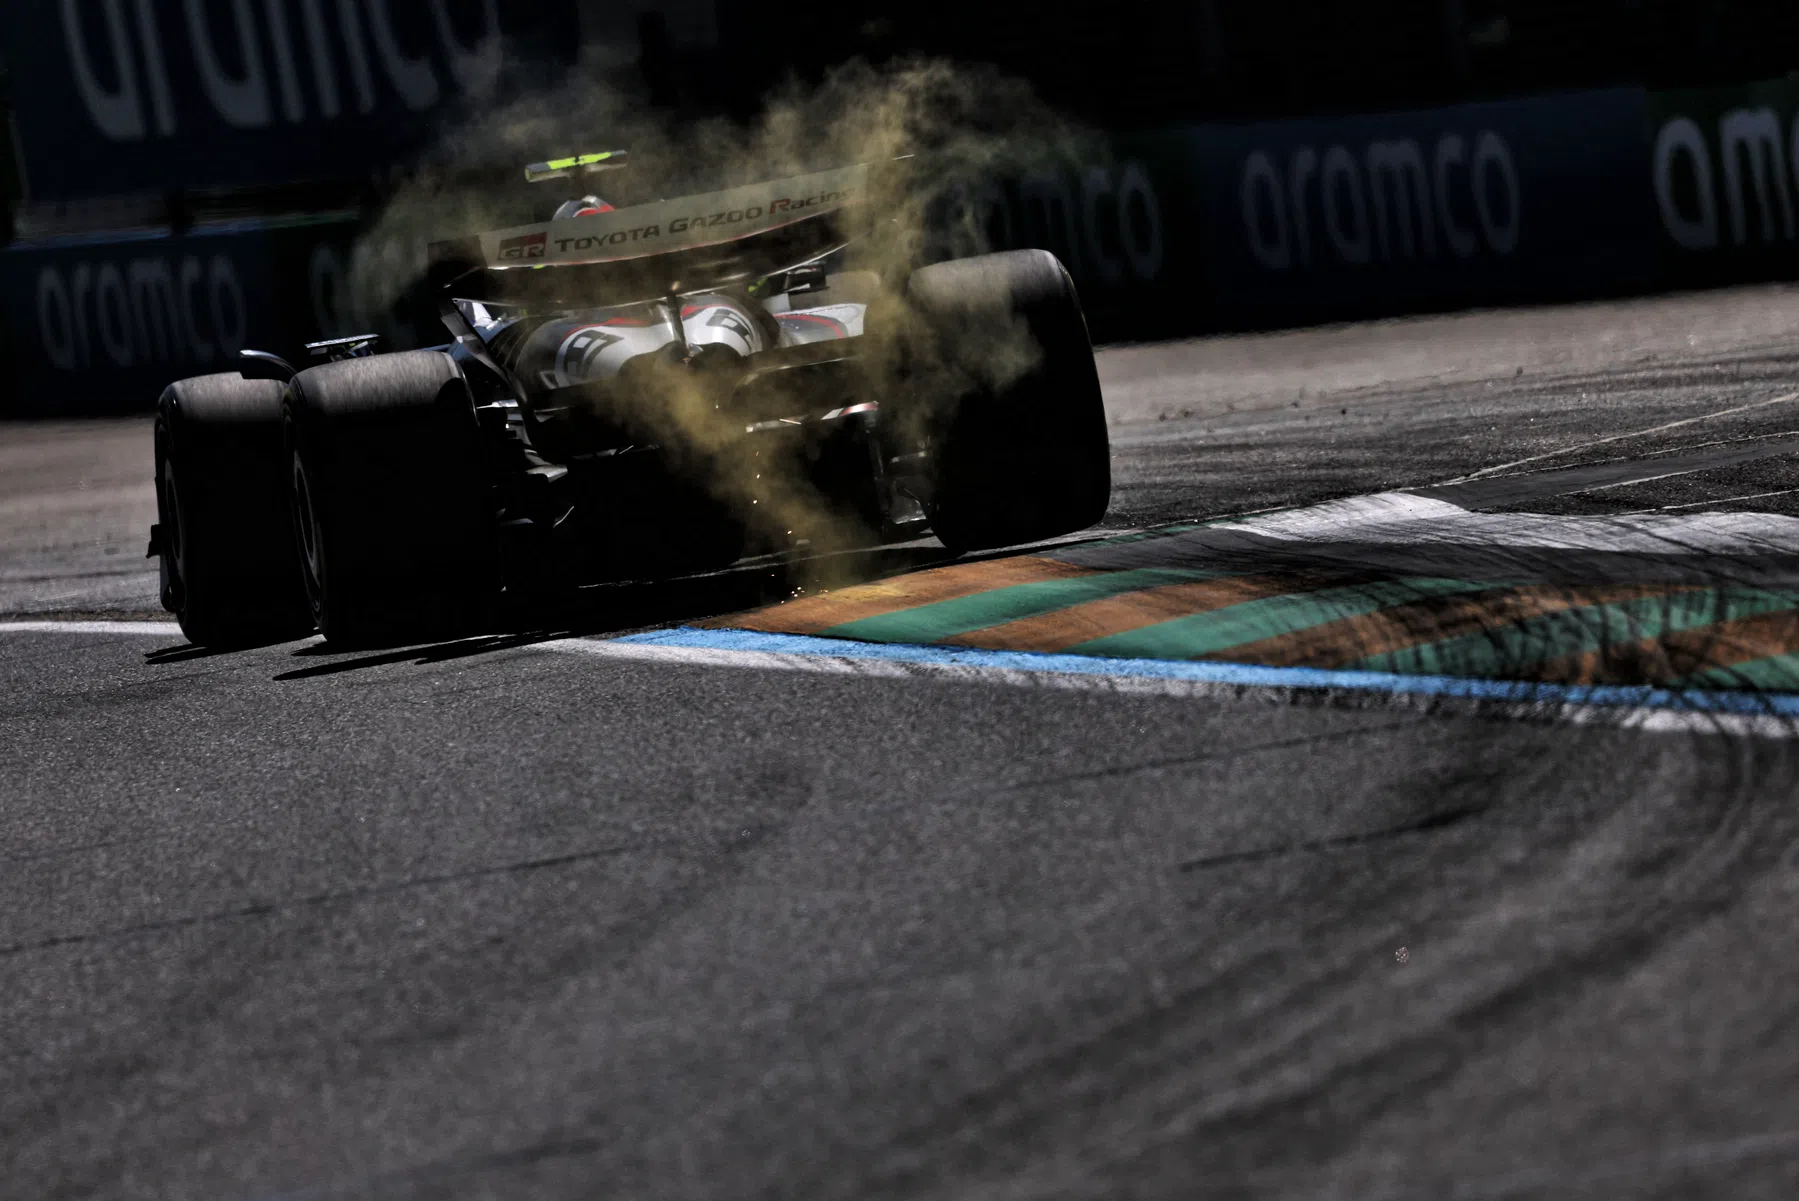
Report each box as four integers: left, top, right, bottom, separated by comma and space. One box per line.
553, 194, 615, 219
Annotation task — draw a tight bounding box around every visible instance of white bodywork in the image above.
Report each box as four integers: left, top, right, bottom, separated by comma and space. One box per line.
476, 293, 868, 390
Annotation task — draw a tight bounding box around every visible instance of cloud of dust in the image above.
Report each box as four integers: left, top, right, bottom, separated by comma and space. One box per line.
352, 56, 1096, 579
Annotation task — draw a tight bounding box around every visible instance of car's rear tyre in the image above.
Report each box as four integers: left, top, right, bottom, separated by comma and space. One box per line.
154, 374, 313, 646
284, 351, 499, 647
906, 249, 1111, 553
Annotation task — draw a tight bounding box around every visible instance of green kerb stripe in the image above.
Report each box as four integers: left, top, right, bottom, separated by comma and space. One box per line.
1065, 577, 1494, 660
1679, 653, 1799, 692
818, 567, 1223, 645
1353, 589, 1799, 678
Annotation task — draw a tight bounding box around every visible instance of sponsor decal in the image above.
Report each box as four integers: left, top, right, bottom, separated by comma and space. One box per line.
669, 210, 759, 234
684, 303, 760, 354
765, 189, 853, 216
552, 225, 661, 254
554, 325, 625, 383
478, 165, 867, 268
498, 231, 547, 261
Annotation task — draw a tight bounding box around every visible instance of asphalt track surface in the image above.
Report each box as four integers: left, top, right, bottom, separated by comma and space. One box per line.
9, 285, 1799, 1199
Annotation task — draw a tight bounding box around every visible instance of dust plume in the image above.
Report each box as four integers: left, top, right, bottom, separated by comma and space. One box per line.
351, 56, 1097, 579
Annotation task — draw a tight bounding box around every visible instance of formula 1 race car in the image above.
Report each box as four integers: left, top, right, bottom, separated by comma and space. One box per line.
150, 156, 1110, 646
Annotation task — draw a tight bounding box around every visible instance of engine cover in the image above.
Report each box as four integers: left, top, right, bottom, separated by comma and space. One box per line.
511, 293, 766, 391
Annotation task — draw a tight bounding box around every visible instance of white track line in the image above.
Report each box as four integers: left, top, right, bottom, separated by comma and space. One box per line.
1435, 390, 1799, 485
0, 620, 183, 636
1620, 487, 1799, 514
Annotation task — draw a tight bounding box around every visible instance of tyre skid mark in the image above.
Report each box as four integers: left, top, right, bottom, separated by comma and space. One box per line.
0, 842, 640, 960
1177, 803, 1491, 872
1542, 607, 1799, 688
1199, 582, 1704, 672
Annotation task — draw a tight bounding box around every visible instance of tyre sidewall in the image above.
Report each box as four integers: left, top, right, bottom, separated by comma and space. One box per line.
157, 375, 312, 646
910, 250, 1111, 552
284, 351, 498, 645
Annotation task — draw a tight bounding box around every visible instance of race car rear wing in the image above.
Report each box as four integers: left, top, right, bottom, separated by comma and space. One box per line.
425, 163, 873, 311
456, 163, 866, 271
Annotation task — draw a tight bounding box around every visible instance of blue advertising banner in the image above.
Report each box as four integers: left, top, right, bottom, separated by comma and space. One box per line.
939, 130, 1207, 343
1648, 77, 1799, 284
2, 0, 579, 202
0, 215, 424, 415
0, 86, 1678, 414
1184, 89, 1657, 323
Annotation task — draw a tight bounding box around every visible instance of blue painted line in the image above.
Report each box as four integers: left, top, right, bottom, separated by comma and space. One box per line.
3, 212, 360, 253
612, 627, 1799, 717
3, 226, 176, 252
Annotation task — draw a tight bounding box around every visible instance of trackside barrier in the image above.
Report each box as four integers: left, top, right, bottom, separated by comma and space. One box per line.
1, 1, 580, 201
934, 130, 1201, 343
0, 217, 437, 417
12, 82, 1799, 414
1649, 77, 1799, 284
1187, 89, 1658, 324
974, 88, 1657, 338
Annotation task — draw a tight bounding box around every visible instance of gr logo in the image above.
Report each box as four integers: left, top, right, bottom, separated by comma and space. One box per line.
499, 232, 547, 261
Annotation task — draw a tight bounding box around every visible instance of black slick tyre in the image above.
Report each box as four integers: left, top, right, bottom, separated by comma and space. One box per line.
154, 374, 313, 647
284, 350, 498, 647
907, 249, 1111, 553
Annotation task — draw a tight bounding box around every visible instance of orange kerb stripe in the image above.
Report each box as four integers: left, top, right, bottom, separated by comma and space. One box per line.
1537, 607, 1799, 686
1206, 582, 1700, 669
712, 556, 1097, 635
944, 572, 1340, 651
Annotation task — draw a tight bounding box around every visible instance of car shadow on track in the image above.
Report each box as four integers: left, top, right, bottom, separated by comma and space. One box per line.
135, 530, 1127, 681
143, 643, 238, 665
263, 540, 970, 681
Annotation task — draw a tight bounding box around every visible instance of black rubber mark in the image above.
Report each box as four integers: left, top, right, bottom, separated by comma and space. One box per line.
0, 842, 638, 959
1177, 801, 1490, 873
1000, 721, 1418, 795
143, 643, 232, 664
250, 1137, 604, 1201
0, 837, 135, 865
